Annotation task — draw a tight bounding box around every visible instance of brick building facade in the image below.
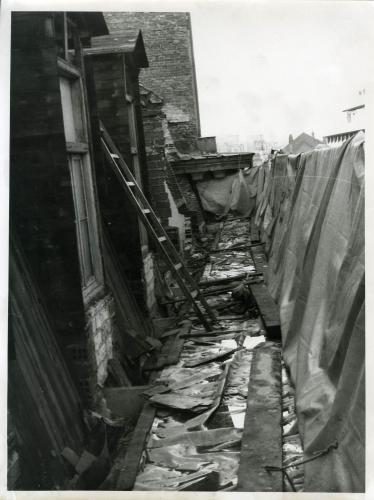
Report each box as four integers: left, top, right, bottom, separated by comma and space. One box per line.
104, 12, 201, 152
103, 13, 207, 237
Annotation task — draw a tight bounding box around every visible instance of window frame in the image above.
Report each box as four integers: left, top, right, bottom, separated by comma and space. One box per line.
58, 58, 104, 303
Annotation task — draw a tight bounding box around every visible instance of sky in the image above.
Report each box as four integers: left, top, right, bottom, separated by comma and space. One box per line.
1, 0, 373, 148
187, 1, 374, 147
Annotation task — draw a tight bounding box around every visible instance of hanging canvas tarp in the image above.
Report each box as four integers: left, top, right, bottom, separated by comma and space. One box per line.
196, 169, 256, 217
252, 133, 365, 492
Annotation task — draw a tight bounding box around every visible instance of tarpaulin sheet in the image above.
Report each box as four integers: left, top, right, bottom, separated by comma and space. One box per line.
253, 133, 365, 492
196, 170, 256, 217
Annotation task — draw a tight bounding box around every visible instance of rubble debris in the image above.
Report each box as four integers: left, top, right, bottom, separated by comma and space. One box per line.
143, 333, 185, 371
126, 216, 297, 492
104, 387, 148, 424
177, 471, 223, 491
149, 393, 213, 411
148, 444, 210, 471
148, 428, 243, 449
183, 346, 238, 367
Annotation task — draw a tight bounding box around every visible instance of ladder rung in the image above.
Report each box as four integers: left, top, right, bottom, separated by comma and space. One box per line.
100, 122, 216, 332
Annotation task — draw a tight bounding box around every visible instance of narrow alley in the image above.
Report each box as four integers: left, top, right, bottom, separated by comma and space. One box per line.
6, 8, 365, 496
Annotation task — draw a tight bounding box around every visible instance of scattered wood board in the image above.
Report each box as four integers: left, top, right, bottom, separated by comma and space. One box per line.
250, 220, 261, 243
249, 283, 281, 339
236, 343, 282, 492
143, 333, 185, 371
199, 274, 248, 288
104, 386, 148, 423
115, 403, 156, 490
250, 244, 268, 277
184, 347, 238, 368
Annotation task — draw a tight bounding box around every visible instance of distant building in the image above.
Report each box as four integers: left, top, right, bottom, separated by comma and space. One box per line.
343, 103, 365, 125
324, 103, 365, 145
216, 134, 275, 154
280, 132, 323, 154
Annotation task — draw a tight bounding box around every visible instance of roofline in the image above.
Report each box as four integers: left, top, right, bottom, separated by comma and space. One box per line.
323, 128, 364, 139
85, 31, 149, 68
171, 152, 254, 166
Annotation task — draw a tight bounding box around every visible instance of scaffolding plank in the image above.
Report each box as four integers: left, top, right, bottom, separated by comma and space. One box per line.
237, 343, 282, 492
250, 283, 281, 338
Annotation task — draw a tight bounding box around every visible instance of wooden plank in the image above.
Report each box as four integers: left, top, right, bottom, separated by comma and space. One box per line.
250, 244, 268, 276
166, 334, 185, 366
116, 403, 156, 490
250, 220, 261, 243
210, 242, 263, 253
237, 343, 282, 492
104, 386, 148, 424
199, 273, 250, 288
143, 333, 185, 371
250, 283, 281, 338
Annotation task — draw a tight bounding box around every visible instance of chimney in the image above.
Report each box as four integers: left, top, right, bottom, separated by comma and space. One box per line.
289, 134, 293, 144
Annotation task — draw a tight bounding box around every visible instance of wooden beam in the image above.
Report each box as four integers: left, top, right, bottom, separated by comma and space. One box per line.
250, 244, 268, 276
237, 343, 282, 491
199, 272, 262, 288
115, 403, 156, 490
250, 220, 261, 243
143, 333, 185, 371
250, 283, 281, 338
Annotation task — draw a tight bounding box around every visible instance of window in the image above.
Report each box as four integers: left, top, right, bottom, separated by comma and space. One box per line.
59, 60, 103, 302
68, 154, 102, 296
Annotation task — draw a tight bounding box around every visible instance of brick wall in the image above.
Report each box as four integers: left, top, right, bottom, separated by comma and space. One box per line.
104, 12, 201, 147
140, 86, 171, 227
86, 294, 115, 388
176, 174, 205, 231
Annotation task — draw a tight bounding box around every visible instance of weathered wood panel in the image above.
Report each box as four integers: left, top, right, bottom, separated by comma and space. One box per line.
8, 238, 85, 489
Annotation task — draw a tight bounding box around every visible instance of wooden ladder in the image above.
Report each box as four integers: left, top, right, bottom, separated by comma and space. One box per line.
100, 122, 216, 331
